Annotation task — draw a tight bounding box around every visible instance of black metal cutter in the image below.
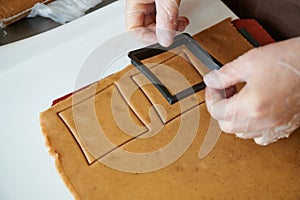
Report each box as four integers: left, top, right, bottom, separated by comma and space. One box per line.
128, 33, 222, 105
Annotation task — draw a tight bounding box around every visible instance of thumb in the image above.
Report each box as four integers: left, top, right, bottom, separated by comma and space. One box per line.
155, 0, 180, 47
204, 56, 247, 89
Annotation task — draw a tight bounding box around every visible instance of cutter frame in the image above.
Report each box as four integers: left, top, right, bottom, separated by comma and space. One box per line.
128, 33, 221, 105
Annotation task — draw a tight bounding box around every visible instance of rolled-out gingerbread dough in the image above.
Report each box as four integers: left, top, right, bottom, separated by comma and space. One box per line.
40, 18, 300, 199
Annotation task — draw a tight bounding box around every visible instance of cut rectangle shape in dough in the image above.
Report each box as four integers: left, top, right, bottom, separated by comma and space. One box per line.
59, 84, 148, 164
114, 66, 165, 137
132, 48, 206, 124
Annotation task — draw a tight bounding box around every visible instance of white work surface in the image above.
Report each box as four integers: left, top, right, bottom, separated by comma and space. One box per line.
0, 0, 236, 199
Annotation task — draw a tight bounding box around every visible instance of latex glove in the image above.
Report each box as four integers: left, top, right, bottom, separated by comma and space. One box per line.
126, 0, 189, 47
204, 37, 300, 145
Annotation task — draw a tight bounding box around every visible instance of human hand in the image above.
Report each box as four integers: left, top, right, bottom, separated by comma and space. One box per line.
126, 0, 189, 47
204, 37, 300, 145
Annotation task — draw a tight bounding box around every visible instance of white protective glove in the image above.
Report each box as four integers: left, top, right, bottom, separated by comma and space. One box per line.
204, 37, 300, 145
126, 0, 189, 47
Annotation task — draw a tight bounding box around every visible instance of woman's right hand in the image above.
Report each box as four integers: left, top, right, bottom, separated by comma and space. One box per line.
125, 0, 189, 47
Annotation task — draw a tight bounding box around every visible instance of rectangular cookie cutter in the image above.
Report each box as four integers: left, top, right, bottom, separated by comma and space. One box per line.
128, 33, 222, 105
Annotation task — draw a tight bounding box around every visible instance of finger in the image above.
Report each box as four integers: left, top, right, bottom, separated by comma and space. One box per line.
218, 119, 265, 135
236, 132, 263, 139
126, 11, 145, 31
253, 129, 286, 146
225, 85, 237, 98
204, 55, 256, 121
205, 86, 236, 104
177, 16, 189, 32
205, 86, 226, 116
254, 136, 272, 146
144, 12, 156, 27
126, 0, 155, 30
253, 129, 277, 146
129, 27, 158, 45
155, 0, 180, 47
254, 121, 297, 145
208, 85, 257, 121
126, 0, 158, 45
204, 55, 248, 89
205, 85, 237, 120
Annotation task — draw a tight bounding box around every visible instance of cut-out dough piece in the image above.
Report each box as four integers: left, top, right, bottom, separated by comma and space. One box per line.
59, 84, 148, 164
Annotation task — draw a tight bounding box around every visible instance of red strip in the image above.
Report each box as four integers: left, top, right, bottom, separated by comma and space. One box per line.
232, 19, 275, 46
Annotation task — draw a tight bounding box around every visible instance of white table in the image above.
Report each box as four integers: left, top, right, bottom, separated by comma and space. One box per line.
0, 0, 236, 199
